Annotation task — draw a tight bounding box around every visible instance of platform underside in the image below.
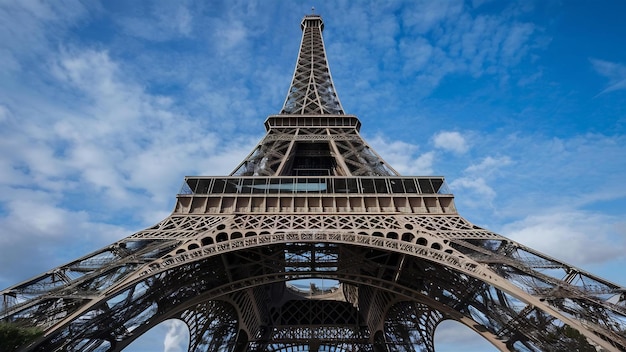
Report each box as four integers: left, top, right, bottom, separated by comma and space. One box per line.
4, 210, 624, 351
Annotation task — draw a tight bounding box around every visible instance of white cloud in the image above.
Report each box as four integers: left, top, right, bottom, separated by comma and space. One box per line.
393, 1, 540, 91
401, 1, 464, 34
164, 320, 189, 352
435, 320, 498, 351
44, 47, 240, 206
501, 211, 626, 266
0, 191, 128, 288
368, 136, 435, 175
471, 0, 497, 8
590, 58, 626, 94
433, 131, 469, 154
0, 48, 21, 73
448, 156, 510, 209
325, 1, 544, 100
500, 22, 536, 65
0, 0, 91, 61
451, 176, 496, 201
171, 5, 193, 36
399, 37, 435, 74
464, 156, 511, 174
448, 132, 626, 222
412, 151, 436, 175
0, 104, 11, 122
123, 319, 189, 352
428, 132, 626, 274
214, 20, 249, 53
115, 3, 194, 41
0, 36, 258, 288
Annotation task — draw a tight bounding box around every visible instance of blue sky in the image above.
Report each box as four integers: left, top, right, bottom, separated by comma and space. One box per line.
1, 1, 625, 351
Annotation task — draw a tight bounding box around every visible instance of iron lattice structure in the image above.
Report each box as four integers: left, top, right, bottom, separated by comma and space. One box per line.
2, 14, 626, 352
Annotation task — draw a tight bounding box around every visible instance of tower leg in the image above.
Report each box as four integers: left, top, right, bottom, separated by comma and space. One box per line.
179, 301, 239, 352
384, 302, 445, 352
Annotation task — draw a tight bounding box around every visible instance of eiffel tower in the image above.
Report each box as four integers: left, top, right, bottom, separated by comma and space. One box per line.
2, 13, 625, 352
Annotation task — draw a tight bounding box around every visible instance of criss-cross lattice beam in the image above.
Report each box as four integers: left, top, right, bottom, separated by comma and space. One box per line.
4, 211, 625, 351
230, 127, 399, 176
281, 15, 343, 115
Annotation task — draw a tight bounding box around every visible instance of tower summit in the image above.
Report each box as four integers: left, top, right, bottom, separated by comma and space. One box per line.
2, 14, 625, 352
281, 14, 343, 115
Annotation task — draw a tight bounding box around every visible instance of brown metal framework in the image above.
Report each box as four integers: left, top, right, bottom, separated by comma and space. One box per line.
2, 14, 625, 352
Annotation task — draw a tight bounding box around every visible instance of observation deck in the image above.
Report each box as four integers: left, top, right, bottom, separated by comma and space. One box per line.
176, 176, 456, 215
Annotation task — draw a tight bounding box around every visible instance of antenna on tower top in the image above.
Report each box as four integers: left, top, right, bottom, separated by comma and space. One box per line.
311, 6, 315, 14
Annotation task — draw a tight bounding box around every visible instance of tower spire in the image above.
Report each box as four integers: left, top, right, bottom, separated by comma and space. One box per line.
281, 14, 344, 115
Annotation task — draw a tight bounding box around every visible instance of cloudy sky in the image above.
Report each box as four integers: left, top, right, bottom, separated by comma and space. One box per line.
1, 1, 625, 351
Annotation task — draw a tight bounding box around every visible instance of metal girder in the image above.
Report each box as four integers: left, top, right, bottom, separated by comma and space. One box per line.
281, 15, 343, 115
231, 126, 398, 177
2, 12, 626, 352
3, 216, 625, 351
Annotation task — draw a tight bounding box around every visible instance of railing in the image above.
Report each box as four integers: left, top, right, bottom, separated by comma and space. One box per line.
265, 115, 359, 129
179, 176, 450, 196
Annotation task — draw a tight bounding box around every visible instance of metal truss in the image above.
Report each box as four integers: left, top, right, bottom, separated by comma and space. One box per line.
281, 15, 343, 115
2, 13, 625, 352
231, 123, 398, 177
3, 211, 624, 351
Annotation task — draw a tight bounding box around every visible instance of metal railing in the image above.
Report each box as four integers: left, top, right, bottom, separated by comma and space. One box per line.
179, 176, 450, 196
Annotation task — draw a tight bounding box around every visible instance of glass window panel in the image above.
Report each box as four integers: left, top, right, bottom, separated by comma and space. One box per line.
361, 179, 375, 193
252, 178, 267, 194
346, 178, 359, 193
211, 179, 226, 194
280, 178, 296, 193
269, 179, 280, 193
418, 179, 434, 193
241, 179, 254, 194
403, 179, 417, 193
185, 178, 199, 193
224, 179, 239, 193
374, 179, 388, 193
389, 179, 404, 193
309, 178, 322, 193
334, 178, 347, 193
431, 178, 444, 193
